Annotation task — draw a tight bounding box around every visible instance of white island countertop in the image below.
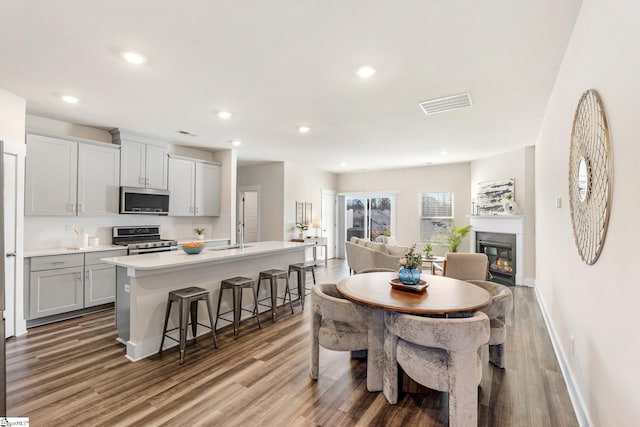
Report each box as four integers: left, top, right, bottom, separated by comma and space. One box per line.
101, 240, 311, 275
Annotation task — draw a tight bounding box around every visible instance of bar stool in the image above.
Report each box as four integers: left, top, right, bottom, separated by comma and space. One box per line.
288, 262, 316, 310
256, 269, 294, 322
215, 276, 262, 339
158, 286, 217, 365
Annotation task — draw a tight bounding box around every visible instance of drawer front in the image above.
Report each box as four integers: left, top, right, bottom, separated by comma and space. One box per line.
85, 249, 127, 266
30, 254, 84, 271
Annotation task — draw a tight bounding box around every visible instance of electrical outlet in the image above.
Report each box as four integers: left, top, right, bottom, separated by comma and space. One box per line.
569, 335, 575, 356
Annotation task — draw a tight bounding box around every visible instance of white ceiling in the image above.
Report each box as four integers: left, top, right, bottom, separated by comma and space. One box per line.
0, 0, 582, 173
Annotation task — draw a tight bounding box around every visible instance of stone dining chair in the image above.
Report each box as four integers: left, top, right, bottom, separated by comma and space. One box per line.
310, 283, 369, 381
432, 252, 489, 281
467, 280, 514, 368
383, 310, 489, 427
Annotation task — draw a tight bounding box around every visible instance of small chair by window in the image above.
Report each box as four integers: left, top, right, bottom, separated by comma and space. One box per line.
432, 252, 488, 281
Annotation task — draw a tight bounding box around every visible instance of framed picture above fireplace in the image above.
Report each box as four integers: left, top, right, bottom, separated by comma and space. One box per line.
476, 179, 515, 215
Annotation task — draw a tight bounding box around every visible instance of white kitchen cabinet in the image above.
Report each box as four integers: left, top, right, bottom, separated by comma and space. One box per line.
29, 254, 85, 319
25, 134, 78, 216
196, 162, 221, 216
84, 250, 126, 307
119, 139, 169, 190
169, 156, 221, 216
25, 133, 120, 216
77, 143, 120, 216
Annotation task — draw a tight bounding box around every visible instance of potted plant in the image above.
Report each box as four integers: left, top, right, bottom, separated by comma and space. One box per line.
397, 245, 422, 284
295, 222, 308, 239
435, 222, 472, 252
194, 227, 206, 240
422, 243, 433, 258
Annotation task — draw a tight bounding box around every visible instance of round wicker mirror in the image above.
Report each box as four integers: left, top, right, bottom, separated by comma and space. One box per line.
568, 89, 612, 265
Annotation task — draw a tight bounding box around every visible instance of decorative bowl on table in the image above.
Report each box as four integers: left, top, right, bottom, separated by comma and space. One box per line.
181, 241, 206, 254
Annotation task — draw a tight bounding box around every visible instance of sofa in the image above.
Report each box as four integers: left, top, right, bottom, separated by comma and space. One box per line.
345, 237, 409, 274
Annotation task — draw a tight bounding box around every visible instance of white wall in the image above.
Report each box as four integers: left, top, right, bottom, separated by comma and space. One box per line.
536, 0, 639, 424
237, 162, 285, 241
337, 163, 471, 251
470, 146, 536, 281
0, 89, 26, 144
283, 163, 338, 240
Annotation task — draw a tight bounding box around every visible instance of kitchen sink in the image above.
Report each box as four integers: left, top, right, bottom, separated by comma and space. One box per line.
207, 244, 252, 251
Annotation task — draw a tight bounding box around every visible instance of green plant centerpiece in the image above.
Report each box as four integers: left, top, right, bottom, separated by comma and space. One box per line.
397, 245, 422, 285
435, 222, 472, 252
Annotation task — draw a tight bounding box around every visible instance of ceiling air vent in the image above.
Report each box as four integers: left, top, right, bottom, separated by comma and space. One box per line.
177, 129, 199, 137
418, 92, 473, 116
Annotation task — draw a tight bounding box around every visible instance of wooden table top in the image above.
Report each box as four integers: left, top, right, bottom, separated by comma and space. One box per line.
337, 272, 491, 315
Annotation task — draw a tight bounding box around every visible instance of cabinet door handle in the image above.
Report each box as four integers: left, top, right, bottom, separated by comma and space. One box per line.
138, 177, 144, 185
77, 203, 83, 214
5, 252, 16, 258
145, 178, 150, 186
195, 206, 199, 214
52, 261, 65, 265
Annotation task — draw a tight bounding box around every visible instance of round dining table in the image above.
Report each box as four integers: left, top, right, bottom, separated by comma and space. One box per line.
337, 271, 491, 316
336, 272, 491, 392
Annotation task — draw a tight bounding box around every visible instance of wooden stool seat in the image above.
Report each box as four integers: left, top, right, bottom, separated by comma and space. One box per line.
215, 277, 262, 339
288, 262, 316, 310
158, 286, 217, 365
257, 269, 294, 322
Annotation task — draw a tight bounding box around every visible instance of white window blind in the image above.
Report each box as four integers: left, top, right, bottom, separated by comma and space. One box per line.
420, 192, 453, 242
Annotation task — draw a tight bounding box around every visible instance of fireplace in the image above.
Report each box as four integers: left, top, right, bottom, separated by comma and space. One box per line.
476, 232, 516, 286
470, 215, 525, 286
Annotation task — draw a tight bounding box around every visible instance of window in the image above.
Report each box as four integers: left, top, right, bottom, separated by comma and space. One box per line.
420, 192, 453, 242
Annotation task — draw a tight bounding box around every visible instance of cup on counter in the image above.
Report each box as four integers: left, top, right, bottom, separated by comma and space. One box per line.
78, 233, 89, 248
88, 237, 100, 247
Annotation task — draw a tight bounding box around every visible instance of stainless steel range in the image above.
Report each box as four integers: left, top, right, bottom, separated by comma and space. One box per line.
112, 226, 177, 255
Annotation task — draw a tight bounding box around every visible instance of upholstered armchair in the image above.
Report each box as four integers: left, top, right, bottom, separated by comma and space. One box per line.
383, 310, 489, 427
310, 283, 369, 380
432, 252, 489, 280
467, 280, 513, 368
345, 241, 408, 274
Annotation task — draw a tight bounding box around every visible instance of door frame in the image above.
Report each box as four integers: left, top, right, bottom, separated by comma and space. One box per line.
237, 185, 261, 242
321, 189, 337, 260
3, 139, 26, 337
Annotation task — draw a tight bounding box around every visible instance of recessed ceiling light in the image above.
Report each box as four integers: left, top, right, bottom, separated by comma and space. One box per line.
425, 162, 433, 165
440, 151, 448, 156
218, 111, 232, 120
298, 126, 310, 134
339, 162, 347, 167
121, 51, 146, 65
230, 140, 242, 147
356, 66, 376, 79
61, 95, 79, 104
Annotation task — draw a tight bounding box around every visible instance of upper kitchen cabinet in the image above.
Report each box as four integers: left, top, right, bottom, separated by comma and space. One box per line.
25, 133, 120, 216
169, 156, 221, 216
110, 129, 168, 190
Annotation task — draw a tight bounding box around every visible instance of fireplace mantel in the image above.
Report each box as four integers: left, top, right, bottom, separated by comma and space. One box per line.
469, 215, 525, 285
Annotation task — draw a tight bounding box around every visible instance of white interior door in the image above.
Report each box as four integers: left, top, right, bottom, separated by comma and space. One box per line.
238, 187, 259, 243
322, 189, 337, 259
3, 140, 26, 338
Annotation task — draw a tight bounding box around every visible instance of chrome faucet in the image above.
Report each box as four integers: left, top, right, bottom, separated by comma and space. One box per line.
238, 221, 245, 249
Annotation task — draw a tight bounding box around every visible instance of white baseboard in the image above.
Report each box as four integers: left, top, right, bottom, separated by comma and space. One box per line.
520, 276, 535, 287
534, 286, 592, 427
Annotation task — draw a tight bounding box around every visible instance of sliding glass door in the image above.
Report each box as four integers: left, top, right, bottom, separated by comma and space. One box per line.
346, 196, 392, 241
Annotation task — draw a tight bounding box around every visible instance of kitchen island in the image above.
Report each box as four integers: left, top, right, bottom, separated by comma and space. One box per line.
101, 241, 309, 361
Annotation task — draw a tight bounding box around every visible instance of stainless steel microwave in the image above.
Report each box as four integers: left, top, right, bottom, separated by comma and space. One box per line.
120, 187, 170, 215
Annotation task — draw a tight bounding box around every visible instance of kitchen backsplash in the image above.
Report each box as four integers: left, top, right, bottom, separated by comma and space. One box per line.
24, 216, 224, 249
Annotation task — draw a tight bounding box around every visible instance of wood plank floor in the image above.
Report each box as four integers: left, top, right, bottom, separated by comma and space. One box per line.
5, 259, 578, 426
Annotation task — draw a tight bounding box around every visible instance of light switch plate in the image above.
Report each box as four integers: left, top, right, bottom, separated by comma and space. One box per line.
556, 197, 562, 208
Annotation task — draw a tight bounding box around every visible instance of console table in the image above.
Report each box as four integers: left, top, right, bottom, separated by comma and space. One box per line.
291, 237, 328, 266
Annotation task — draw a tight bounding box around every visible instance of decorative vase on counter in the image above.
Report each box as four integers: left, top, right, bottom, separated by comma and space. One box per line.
398, 267, 421, 285
198, 234, 205, 240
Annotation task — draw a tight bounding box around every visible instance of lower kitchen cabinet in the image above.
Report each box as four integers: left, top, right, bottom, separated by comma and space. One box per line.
26, 249, 127, 322
30, 266, 84, 319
